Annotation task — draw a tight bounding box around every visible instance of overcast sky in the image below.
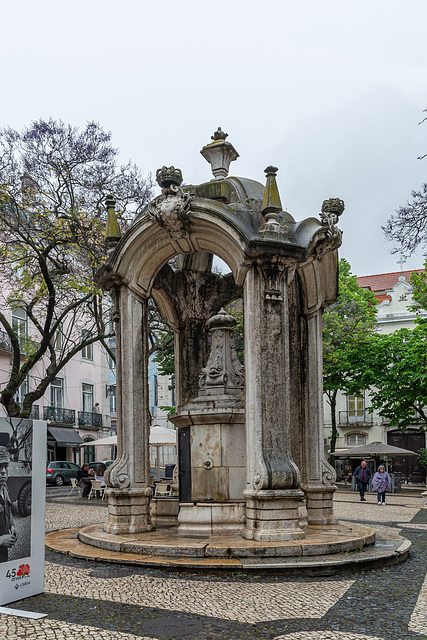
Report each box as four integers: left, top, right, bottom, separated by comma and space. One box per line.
2, 0, 427, 276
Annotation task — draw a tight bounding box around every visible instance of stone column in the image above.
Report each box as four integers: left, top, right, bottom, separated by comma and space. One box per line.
104, 286, 152, 534
301, 308, 337, 524
298, 255, 338, 525
243, 259, 305, 541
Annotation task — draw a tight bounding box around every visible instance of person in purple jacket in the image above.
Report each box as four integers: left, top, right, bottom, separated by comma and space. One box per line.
372, 465, 391, 505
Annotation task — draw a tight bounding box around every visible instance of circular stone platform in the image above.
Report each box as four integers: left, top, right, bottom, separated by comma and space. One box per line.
45, 521, 411, 575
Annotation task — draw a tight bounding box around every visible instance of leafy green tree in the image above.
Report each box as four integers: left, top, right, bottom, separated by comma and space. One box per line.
322, 258, 378, 455
356, 323, 427, 430
410, 259, 427, 314
0, 119, 152, 418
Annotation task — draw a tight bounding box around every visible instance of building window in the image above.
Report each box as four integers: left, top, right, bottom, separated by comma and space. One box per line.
347, 433, 366, 446
347, 394, 364, 417
12, 308, 27, 339
50, 378, 64, 408
108, 345, 116, 370
109, 386, 116, 414
14, 377, 29, 405
82, 383, 94, 413
53, 324, 63, 351
153, 375, 158, 407
83, 437, 95, 464
81, 331, 93, 361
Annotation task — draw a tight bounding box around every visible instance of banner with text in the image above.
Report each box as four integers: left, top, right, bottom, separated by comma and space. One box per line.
0, 418, 46, 605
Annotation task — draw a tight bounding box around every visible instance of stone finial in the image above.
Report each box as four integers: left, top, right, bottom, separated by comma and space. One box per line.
321, 198, 345, 217
211, 127, 228, 141
199, 308, 244, 396
318, 197, 344, 249
261, 166, 283, 231
104, 195, 121, 247
156, 166, 183, 189
200, 128, 239, 180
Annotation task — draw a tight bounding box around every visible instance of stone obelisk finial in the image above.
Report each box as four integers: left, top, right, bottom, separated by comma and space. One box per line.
261, 166, 283, 232
200, 128, 239, 180
104, 195, 121, 249
198, 308, 244, 397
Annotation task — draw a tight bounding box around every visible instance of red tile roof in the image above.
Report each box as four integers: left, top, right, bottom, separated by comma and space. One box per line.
357, 270, 424, 293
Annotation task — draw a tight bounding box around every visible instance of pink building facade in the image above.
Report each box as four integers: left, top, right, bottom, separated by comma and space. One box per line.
0, 305, 114, 466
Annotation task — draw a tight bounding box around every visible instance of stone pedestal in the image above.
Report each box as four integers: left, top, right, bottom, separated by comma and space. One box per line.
173, 405, 246, 536
178, 502, 245, 537
151, 497, 179, 528
243, 489, 305, 541
103, 488, 153, 535
303, 486, 337, 525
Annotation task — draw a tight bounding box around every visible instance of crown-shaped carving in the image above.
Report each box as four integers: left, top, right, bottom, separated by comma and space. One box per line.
321, 198, 345, 217
211, 127, 228, 141
156, 166, 183, 188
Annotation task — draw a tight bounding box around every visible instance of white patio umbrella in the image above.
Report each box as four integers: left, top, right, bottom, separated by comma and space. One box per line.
81, 435, 117, 447
149, 425, 177, 481
81, 426, 177, 480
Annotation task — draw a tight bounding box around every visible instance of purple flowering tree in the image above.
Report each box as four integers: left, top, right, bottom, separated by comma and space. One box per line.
0, 119, 153, 417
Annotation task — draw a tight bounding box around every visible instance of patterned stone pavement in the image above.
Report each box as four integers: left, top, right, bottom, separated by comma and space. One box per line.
0, 486, 426, 640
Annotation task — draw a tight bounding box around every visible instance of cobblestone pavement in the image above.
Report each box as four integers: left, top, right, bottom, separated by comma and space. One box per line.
0, 487, 426, 640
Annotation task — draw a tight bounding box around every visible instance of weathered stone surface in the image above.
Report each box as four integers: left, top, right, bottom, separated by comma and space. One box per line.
96, 134, 343, 542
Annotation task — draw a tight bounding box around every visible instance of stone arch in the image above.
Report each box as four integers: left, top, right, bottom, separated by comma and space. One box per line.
104, 199, 250, 299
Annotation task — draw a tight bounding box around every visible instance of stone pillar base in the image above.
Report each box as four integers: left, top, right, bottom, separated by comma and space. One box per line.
243, 489, 306, 541
151, 497, 179, 528
304, 485, 337, 525
103, 487, 153, 535
178, 502, 246, 537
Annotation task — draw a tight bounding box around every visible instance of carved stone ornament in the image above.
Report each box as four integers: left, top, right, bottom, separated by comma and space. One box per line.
199, 308, 244, 395
321, 458, 337, 486
316, 197, 344, 257
148, 166, 193, 239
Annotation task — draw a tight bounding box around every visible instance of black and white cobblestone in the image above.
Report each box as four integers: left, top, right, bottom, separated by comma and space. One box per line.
0, 487, 425, 640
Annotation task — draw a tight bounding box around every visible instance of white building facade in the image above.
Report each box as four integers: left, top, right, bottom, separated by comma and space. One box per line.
324, 269, 426, 483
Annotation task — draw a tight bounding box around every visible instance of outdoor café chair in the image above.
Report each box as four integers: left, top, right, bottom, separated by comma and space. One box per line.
67, 477, 80, 497
88, 479, 104, 500
154, 483, 171, 497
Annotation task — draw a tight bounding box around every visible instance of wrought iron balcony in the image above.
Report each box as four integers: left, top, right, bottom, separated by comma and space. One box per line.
0, 328, 13, 352
78, 411, 102, 428
43, 406, 76, 425
338, 409, 373, 425
16, 403, 40, 419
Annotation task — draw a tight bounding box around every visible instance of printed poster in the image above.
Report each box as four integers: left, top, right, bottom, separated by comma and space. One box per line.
0, 418, 46, 605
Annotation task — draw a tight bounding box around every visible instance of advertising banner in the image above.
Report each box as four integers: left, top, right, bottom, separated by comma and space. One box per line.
0, 418, 46, 605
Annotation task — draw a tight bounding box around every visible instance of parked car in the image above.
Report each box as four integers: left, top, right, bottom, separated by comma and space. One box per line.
8, 461, 32, 516
46, 461, 81, 486
87, 460, 114, 472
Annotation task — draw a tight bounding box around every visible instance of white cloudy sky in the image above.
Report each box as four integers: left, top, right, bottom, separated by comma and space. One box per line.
2, 0, 427, 276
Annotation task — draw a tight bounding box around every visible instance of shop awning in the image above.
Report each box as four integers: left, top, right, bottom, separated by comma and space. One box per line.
47, 426, 84, 448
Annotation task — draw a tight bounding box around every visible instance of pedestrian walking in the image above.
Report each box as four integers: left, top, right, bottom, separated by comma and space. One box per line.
353, 459, 372, 501
372, 465, 391, 505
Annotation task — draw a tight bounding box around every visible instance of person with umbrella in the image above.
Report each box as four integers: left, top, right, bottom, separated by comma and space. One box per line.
372, 465, 391, 505
353, 459, 372, 501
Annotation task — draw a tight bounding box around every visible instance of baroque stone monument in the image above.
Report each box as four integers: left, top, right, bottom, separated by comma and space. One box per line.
97, 129, 344, 542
